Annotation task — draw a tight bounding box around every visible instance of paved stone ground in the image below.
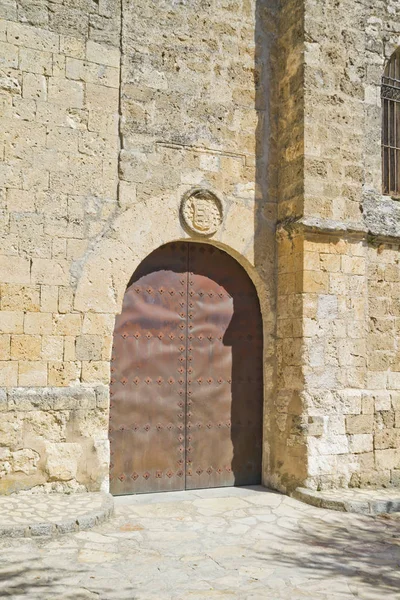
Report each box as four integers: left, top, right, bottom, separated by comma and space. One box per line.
0, 486, 399, 599
0, 493, 114, 537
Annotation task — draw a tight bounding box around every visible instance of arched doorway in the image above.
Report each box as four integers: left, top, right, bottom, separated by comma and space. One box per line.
109, 242, 263, 495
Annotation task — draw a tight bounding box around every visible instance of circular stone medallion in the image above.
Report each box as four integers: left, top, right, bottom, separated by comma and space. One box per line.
181, 189, 223, 236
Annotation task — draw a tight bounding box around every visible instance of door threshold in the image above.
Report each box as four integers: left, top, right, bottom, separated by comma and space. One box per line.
113, 484, 275, 506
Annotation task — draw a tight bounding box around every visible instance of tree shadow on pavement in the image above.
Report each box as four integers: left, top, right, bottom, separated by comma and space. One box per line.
0, 558, 137, 599
262, 511, 400, 596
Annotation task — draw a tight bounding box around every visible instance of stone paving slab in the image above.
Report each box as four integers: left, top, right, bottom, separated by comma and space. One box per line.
293, 486, 400, 514
0, 486, 399, 599
0, 492, 114, 537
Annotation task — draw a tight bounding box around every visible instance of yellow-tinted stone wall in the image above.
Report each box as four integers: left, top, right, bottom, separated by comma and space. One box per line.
0, 1, 120, 492
0, 0, 279, 493
1, 0, 400, 495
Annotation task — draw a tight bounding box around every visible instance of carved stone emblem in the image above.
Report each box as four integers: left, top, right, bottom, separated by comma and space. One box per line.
181, 189, 223, 236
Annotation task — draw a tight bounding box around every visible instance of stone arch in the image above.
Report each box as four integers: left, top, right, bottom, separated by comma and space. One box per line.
73, 195, 275, 490
74, 197, 269, 316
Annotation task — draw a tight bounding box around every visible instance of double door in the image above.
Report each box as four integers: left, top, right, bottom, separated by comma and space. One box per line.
109, 242, 263, 494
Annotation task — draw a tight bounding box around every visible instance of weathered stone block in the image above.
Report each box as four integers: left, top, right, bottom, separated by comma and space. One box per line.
0, 413, 23, 448
59, 35, 86, 59
81, 361, 110, 384
348, 434, 373, 454
45, 442, 82, 481
11, 448, 40, 475
341, 256, 365, 275
48, 77, 84, 108
18, 361, 48, 386
19, 47, 53, 75
308, 434, 349, 456
24, 313, 52, 335
63, 336, 75, 361
85, 82, 118, 112
0, 257, 30, 285
48, 361, 80, 386
7, 22, 59, 53
0, 335, 10, 361
31, 259, 70, 286
23, 409, 67, 441
388, 372, 400, 390
66, 58, 119, 88
95, 385, 109, 409
374, 429, 399, 450
0, 311, 24, 334
82, 313, 115, 336
0, 40, 18, 68
11, 335, 41, 360
375, 448, 399, 471
22, 72, 47, 101
1, 285, 40, 312
52, 314, 82, 336
346, 414, 374, 435
40, 286, 59, 313
361, 394, 374, 414
373, 391, 392, 412
0, 389, 8, 412
118, 180, 136, 208
41, 336, 63, 361
6, 188, 35, 212
75, 335, 103, 361
86, 40, 120, 68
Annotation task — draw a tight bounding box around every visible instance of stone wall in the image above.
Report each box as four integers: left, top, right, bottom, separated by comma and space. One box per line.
273, 0, 400, 491
0, 1, 120, 492
0, 0, 278, 493
1, 0, 400, 495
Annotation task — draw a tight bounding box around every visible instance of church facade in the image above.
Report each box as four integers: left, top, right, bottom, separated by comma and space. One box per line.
0, 0, 400, 495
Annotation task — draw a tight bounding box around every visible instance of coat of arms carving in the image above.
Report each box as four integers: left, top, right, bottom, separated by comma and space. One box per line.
181, 189, 223, 236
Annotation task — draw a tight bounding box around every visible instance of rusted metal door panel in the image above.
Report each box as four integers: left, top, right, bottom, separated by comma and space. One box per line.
109, 242, 263, 495
186, 244, 263, 489
109, 243, 188, 495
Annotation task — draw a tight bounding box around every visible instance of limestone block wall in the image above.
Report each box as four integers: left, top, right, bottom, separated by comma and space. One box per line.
0, 0, 279, 493
0, 1, 120, 493
2, 0, 399, 496
274, 0, 400, 491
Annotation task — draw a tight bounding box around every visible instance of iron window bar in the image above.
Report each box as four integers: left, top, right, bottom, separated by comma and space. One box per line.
382, 51, 400, 196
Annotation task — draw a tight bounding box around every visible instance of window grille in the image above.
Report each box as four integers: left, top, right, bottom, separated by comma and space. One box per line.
382, 50, 400, 196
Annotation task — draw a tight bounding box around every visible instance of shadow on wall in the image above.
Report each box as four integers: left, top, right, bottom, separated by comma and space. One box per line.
261, 512, 400, 595
254, 0, 309, 490
254, 0, 280, 488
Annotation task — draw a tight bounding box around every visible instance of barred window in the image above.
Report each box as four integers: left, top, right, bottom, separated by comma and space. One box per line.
382, 50, 400, 196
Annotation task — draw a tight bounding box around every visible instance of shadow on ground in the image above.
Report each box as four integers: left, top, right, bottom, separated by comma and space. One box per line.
263, 512, 400, 595
0, 558, 137, 599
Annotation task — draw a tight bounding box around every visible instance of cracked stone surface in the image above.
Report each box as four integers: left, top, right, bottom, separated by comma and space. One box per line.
0, 486, 399, 599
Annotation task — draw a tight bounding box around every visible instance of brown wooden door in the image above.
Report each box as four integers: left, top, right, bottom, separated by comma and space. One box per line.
109, 242, 263, 495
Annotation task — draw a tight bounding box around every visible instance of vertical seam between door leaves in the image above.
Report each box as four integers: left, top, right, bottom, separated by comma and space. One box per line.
184, 242, 190, 490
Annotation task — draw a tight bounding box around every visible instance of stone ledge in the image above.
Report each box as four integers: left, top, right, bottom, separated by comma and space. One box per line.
293, 487, 400, 515
277, 211, 400, 243
1, 384, 109, 411
0, 492, 114, 538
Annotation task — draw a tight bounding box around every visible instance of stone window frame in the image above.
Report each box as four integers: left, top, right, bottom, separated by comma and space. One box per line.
382, 48, 400, 199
